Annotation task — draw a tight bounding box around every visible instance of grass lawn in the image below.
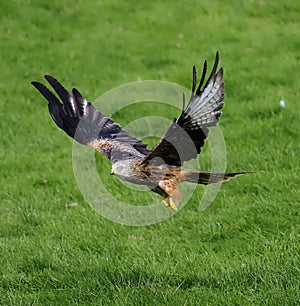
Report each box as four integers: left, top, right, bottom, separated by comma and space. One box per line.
0, 0, 299, 305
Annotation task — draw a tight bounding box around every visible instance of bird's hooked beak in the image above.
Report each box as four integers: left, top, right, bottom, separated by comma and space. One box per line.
110, 169, 117, 176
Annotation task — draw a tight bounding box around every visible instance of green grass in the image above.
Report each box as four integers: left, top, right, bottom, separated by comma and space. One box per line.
1, 0, 300, 304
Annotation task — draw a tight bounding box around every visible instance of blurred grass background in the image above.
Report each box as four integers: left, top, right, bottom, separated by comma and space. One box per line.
0, 0, 299, 304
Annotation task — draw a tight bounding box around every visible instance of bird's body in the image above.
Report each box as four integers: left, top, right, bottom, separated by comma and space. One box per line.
32, 52, 246, 210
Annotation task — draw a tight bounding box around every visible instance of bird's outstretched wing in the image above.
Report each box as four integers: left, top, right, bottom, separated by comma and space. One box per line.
140, 52, 224, 166
31, 75, 150, 163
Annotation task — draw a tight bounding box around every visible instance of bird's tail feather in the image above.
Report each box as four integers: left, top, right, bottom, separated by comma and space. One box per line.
180, 170, 247, 185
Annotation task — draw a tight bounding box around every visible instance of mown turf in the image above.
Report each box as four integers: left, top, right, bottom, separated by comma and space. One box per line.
0, 0, 299, 305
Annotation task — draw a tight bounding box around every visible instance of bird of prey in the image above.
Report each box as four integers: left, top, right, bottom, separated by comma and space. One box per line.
31, 52, 245, 210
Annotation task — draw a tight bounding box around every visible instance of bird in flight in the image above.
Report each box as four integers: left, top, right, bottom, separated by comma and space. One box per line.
32, 52, 246, 210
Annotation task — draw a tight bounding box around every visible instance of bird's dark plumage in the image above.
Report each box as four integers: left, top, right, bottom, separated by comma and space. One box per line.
32, 75, 150, 163
140, 52, 224, 166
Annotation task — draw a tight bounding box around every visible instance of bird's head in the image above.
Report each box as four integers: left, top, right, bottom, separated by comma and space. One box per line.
110, 160, 132, 178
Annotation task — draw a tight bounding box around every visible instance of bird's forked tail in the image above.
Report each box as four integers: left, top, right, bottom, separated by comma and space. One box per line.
180, 169, 247, 185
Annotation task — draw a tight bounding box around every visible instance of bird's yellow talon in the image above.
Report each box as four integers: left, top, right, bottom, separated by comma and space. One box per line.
169, 198, 177, 211
162, 198, 177, 210
162, 198, 169, 207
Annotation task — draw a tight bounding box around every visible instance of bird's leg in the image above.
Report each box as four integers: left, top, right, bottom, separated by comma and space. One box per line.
162, 197, 169, 207
162, 197, 177, 211
169, 198, 178, 211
